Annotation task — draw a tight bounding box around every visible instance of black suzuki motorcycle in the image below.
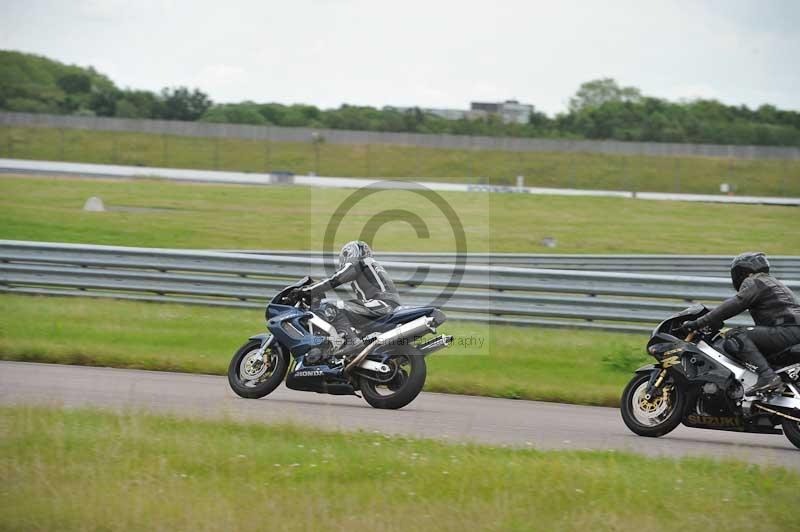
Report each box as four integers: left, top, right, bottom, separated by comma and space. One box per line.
228, 277, 452, 409
621, 304, 800, 449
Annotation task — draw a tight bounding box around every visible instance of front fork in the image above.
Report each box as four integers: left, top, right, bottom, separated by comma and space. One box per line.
251, 334, 275, 364
645, 369, 668, 401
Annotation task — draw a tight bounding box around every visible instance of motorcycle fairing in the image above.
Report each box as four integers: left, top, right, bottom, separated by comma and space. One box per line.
647, 336, 732, 386
284, 357, 355, 395
267, 307, 327, 357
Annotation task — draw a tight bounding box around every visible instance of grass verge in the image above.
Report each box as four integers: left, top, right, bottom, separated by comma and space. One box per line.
2, 175, 799, 253
0, 294, 646, 406
1, 406, 797, 532
3, 124, 800, 196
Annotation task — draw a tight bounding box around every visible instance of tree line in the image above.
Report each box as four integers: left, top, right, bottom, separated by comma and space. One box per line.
1, 50, 799, 147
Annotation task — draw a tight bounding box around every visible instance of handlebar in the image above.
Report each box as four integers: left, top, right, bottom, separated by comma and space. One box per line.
283, 288, 319, 309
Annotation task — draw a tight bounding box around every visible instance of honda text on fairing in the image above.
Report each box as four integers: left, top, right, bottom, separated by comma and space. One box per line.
620, 304, 800, 449
227, 277, 452, 409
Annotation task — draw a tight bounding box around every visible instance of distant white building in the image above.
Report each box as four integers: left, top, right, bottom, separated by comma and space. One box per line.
387, 100, 534, 125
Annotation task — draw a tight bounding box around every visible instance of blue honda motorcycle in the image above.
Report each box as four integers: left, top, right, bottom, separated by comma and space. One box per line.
228, 277, 452, 409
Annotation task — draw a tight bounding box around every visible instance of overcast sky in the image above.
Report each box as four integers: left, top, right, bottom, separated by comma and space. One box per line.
2, 0, 798, 115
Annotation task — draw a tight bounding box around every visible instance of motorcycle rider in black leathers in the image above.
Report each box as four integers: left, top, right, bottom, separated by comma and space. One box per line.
678, 252, 800, 394
298, 240, 400, 362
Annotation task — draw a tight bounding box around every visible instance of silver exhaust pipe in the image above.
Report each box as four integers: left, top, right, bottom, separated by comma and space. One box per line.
416, 334, 453, 355
375, 316, 437, 346
345, 316, 436, 373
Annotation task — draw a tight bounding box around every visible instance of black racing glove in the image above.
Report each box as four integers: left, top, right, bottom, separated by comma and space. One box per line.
297, 285, 321, 302
674, 319, 700, 338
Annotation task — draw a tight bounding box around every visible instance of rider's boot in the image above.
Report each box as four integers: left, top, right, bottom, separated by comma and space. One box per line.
328, 313, 364, 361
739, 350, 782, 394
332, 323, 365, 357
333, 336, 365, 358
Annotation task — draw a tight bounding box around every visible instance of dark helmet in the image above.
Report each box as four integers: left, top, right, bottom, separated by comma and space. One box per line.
730, 252, 770, 290
338, 240, 373, 269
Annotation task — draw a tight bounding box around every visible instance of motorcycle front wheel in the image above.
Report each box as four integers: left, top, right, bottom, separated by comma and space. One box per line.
620, 373, 685, 437
228, 339, 288, 399
359, 346, 426, 410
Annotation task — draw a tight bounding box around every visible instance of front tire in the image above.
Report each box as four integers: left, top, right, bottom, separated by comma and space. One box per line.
620, 373, 685, 437
782, 419, 800, 450
228, 339, 288, 399
359, 346, 426, 410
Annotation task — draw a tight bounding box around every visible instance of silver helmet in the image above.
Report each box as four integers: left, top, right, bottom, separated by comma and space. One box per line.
338, 240, 373, 269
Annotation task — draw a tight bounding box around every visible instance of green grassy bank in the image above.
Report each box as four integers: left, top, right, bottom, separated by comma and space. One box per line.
2, 175, 798, 253
2, 125, 799, 196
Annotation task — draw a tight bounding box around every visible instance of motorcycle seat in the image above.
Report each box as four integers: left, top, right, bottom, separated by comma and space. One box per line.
360, 305, 444, 333
770, 343, 800, 367
776, 343, 800, 357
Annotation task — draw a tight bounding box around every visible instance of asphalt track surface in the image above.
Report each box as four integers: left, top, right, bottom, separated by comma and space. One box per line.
1, 361, 797, 470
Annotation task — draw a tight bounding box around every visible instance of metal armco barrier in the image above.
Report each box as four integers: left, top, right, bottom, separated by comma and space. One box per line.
229, 251, 800, 279
4, 240, 799, 333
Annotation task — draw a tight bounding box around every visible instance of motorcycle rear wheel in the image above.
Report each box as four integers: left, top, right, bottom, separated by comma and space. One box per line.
620, 373, 685, 437
228, 339, 288, 399
782, 419, 800, 450
359, 346, 426, 410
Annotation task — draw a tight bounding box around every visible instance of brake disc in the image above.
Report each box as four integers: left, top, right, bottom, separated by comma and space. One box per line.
240, 351, 270, 381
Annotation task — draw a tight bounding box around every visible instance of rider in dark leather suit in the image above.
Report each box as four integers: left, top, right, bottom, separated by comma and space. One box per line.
300, 240, 400, 360
679, 252, 800, 394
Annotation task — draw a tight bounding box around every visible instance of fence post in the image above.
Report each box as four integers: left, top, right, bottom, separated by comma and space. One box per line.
673, 158, 681, 193
59, 129, 65, 160
213, 137, 220, 170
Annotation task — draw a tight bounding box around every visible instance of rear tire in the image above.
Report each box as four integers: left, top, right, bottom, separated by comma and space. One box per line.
359, 346, 426, 410
782, 419, 800, 450
228, 339, 288, 399
620, 373, 685, 437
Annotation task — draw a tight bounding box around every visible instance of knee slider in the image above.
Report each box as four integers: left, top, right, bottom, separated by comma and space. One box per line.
319, 301, 338, 321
